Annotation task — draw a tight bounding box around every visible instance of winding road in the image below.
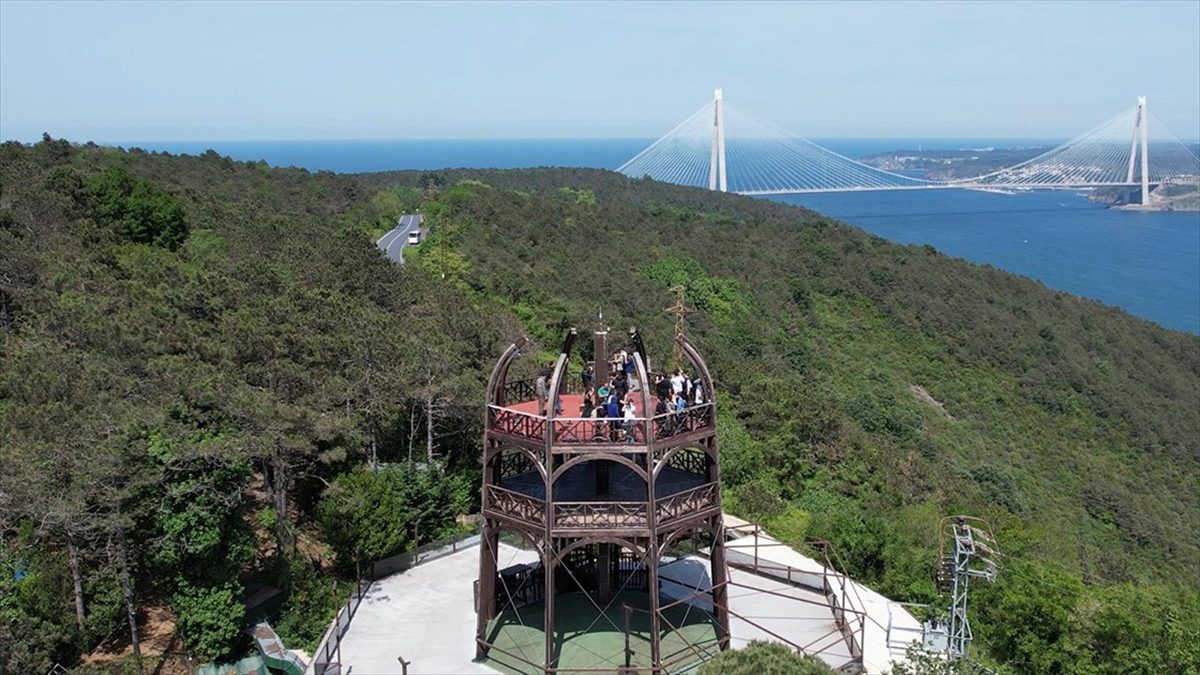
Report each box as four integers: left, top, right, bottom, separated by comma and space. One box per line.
375, 213, 424, 263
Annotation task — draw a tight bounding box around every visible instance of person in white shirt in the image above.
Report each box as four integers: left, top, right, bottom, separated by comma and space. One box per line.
670, 369, 686, 396
622, 399, 638, 443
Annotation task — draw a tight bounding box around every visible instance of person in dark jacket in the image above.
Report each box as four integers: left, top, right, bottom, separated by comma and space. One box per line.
581, 361, 594, 392
655, 373, 672, 401
613, 371, 629, 400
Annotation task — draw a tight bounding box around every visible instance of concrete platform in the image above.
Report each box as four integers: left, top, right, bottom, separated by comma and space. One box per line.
336, 543, 537, 674
333, 537, 906, 674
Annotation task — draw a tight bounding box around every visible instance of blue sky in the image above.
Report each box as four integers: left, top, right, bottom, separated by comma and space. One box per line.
1, 1, 1197, 141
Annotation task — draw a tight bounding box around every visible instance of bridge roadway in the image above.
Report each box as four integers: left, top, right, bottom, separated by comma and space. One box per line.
735, 181, 1157, 196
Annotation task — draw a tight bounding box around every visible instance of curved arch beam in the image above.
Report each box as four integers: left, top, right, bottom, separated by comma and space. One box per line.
678, 335, 714, 405
661, 521, 720, 554
487, 338, 527, 407
545, 328, 576, 426
486, 522, 544, 558
554, 536, 646, 564
632, 350, 654, 434
552, 452, 649, 484
491, 445, 548, 482
652, 445, 715, 479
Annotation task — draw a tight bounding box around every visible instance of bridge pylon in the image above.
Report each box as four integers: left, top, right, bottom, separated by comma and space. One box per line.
1126, 96, 1150, 204
708, 88, 727, 192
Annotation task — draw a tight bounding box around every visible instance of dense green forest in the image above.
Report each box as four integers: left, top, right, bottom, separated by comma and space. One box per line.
2, 138, 1198, 673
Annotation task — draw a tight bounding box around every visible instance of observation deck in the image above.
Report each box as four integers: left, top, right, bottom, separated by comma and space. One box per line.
481, 330, 723, 539
477, 328, 733, 672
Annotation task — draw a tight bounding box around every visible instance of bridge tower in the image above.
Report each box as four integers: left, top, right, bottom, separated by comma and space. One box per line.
1125, 96, 1150, 204
708, 88, 727, 192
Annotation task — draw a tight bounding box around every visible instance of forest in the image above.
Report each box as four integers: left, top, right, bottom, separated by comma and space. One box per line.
1, 138, 1198, 673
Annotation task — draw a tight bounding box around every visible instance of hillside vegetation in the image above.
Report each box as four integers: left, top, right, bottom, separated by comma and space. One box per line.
2, 139, 1198, 673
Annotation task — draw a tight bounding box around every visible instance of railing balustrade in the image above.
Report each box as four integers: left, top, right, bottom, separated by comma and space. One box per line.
651, 403, 715, 442
488, 406, 546, 441
486, 484, 546, 526
550, 416, 650, 445
656, 482, 718, 524
502, 376, 579, 405
554, 501, 648, 529
489, 402, 715, 448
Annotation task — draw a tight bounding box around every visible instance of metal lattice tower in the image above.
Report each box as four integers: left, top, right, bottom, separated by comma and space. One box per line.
937, 516, 1001, 659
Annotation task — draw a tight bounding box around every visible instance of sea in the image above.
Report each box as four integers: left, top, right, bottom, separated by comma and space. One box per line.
126, 138, 1200, 334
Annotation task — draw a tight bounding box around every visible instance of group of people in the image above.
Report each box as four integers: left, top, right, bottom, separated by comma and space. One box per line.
532, 353, 706, 444
579, 363, 639, 443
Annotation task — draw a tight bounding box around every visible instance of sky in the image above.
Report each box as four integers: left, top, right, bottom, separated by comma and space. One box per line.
1, 1, 1198, 142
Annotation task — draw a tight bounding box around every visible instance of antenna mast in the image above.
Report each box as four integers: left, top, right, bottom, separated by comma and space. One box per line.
663, 284, 693, 368
936, 516, 1001, 659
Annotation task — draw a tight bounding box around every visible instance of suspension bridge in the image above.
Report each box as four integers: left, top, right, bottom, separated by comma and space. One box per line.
617, 90, 1200, 202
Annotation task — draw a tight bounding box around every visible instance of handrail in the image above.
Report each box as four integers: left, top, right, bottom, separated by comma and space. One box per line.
487, 401, 715, 426
310, 533, 480, 675
486, 484, 546, 526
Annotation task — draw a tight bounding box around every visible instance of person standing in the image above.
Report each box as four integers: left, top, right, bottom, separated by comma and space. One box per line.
670, 369, 686, 397
655, 394, 671, 439
655, 373, 671, 401
581, 361, 594, 393
613, 370, 629, 401
535, 368, 549, 415
605, 387, 621, 441
622, 399, 638, 444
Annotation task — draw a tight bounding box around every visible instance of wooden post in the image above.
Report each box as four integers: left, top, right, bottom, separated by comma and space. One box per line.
475, 521, 499, 659
623, 603, 634, 670
598, 543, 613, 604
710, 527, 731, 651
593, 330, 609, 397
544, 543, 556, 673
647, 541, 662, 670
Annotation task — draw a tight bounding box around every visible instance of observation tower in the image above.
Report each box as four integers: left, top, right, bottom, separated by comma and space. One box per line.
476, 328, 730, 673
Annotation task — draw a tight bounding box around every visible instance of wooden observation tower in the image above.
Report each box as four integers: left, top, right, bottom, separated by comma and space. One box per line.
476, 328, 730, 673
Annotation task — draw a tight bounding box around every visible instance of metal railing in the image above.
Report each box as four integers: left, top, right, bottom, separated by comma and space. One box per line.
722, 525, 868, 670
311, 533, 480, 675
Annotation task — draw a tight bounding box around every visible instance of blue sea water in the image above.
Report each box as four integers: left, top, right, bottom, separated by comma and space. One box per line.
120, 138, 1200, 333
771, 190, 1200, 334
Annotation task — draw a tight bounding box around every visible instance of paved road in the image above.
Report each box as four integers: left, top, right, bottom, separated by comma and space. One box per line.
376, 213, 424, 263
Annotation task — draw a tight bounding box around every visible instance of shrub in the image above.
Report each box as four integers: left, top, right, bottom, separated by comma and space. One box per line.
85, 166, 188, 249
697, 641, 836, 675
317, 462, 460, 573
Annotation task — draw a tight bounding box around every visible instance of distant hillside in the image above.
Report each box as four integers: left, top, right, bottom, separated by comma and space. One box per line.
2, 141, 1197, 673
856, 147, 1048, 180
360, 167, 1200, 591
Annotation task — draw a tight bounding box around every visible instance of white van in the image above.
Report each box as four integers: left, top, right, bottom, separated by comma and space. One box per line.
407, 231, 421, 245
